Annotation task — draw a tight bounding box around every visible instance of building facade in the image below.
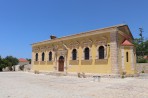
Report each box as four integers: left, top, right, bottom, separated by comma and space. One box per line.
18, 58, 29, 66
31, 24, 137, 76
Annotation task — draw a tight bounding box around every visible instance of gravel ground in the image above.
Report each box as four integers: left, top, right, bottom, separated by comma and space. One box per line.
0, 72, 148, 98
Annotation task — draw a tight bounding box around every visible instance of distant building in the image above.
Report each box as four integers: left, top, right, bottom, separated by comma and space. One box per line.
31, 24, 137, 76
144, 55, 148, 60
18, 58, 29, 66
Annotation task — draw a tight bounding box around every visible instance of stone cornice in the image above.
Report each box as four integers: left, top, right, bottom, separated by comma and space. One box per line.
118, 30, 131, 40
32, 28, 116, 46
32, 24, 127, 46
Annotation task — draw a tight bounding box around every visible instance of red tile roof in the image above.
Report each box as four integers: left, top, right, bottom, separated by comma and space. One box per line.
19, 58, 28, 62
121, 40, 134, 46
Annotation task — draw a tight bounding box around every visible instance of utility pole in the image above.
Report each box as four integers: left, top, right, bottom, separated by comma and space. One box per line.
139, 28, 143, 42
139, 28, 144, 57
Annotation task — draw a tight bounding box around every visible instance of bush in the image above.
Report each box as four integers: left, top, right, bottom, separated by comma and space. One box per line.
82, 72, 86, 78
121, 71, 126, 79
121, 75, 125, 78
19, 65, 24, 70
77, 73, 81, 78
34, 70, 39, 74
142, 70, 145, 73
137, 59, 147, 63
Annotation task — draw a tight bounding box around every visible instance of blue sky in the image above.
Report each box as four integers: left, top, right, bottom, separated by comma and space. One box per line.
0, 0, 147, 59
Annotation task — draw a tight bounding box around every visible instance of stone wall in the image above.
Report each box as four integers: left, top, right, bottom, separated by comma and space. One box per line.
110, 31, 119, 74
136, 63, 148, 73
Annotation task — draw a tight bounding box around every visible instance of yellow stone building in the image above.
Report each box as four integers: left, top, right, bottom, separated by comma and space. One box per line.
31, 24, 137, 76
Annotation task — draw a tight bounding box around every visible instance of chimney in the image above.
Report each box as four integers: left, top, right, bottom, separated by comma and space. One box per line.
50, 35, 57, 39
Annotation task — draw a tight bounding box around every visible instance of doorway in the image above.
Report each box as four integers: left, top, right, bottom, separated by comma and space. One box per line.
58, 56, 64, 71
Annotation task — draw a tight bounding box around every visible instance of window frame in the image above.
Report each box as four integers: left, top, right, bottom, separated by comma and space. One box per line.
84, 47, 90, 60
49, 51, 52, 61
42, 52, 45, 61
35, 53, 38, 61
72, 49, 77, 60
98, 46, 105, 59
126, 52, 128, 62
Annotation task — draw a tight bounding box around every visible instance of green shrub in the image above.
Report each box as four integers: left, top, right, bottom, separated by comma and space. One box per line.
137, 59, 147, 63
121, 71, 126, 79
19, 65, 24, 70
77, 73, 81, 78
34, 70, 39, 74
121, 75, 125, 78
142, 70, 145, 73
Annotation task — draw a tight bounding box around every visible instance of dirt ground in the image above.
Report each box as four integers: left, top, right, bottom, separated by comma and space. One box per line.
0, 72, 148, 98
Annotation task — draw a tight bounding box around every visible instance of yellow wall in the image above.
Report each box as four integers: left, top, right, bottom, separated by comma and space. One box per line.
124, 47, 132, 74
32, 31, 136, 75
65, 33, 112, 74
32, 32, 112, 74
67, 42, 112, 74
117, 33, 136, 75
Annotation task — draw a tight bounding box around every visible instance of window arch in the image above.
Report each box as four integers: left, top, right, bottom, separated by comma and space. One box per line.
99, 46, 104, 59
72, 49, 77, 60
84, 47, 89, 60
49, 51, 52, 61
42, 52, 45, 61
35, 53, 38, 61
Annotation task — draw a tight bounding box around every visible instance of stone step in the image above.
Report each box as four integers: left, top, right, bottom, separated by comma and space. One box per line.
46, 72, 67, 76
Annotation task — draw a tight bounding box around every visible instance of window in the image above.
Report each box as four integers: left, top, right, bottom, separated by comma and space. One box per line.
42, 52, 45, 61
126, 52, 128, 62
72, 49, 77, 60
35, 53, 38, 61
49, 51, 52, 61
99, 46, 104, 59
84, 47, 89, 60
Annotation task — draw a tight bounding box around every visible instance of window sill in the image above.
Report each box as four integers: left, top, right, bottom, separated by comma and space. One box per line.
40, 61, 46, 65
47, 61, 53, 65
81, 60, 92, 65
69, 60, 79, 65
95, 59, 108, 64
34, 61, 39, 65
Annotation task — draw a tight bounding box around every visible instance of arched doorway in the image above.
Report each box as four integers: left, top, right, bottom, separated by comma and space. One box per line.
58, 56, 64, 71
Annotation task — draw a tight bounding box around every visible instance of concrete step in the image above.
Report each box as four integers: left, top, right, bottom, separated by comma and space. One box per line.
46, 72, 67, 76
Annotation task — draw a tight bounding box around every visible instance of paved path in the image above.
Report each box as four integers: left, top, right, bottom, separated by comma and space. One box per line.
0, 72, 148, 98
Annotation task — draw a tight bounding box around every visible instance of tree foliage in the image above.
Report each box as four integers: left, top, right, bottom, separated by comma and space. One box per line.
133, 38, 148, 63
0, 56, 19, 71
26, 58, 31, 64
133, 38, 148, 56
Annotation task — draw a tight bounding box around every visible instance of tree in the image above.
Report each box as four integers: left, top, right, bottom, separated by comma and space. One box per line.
133, 38, 148, 63
0, 56, 3, 71
143, 40, 148, 55
0, 56, 9, 71
5, 56, 19, 71
26, 58, 31, 64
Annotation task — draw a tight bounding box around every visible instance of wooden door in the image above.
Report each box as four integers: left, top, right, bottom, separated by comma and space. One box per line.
58, 56, 64, 71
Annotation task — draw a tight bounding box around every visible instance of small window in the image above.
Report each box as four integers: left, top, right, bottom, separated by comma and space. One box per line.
72, 49, 77, 60
99, 46, 104, 59
35, 53, 38, 61
49, 52, 52, 61
42, 52, 45, 61
126, 52, 128, 62
84, 47, 89, 60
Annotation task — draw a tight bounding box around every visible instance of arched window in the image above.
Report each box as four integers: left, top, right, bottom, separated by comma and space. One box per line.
126, 52, 128, 62
35, 53, 38, 61
49, 51, 52, 61
72, 49, 77, 60
42, 52, 45, 61
84, 47, 89, 60
99, 46, 104, 59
